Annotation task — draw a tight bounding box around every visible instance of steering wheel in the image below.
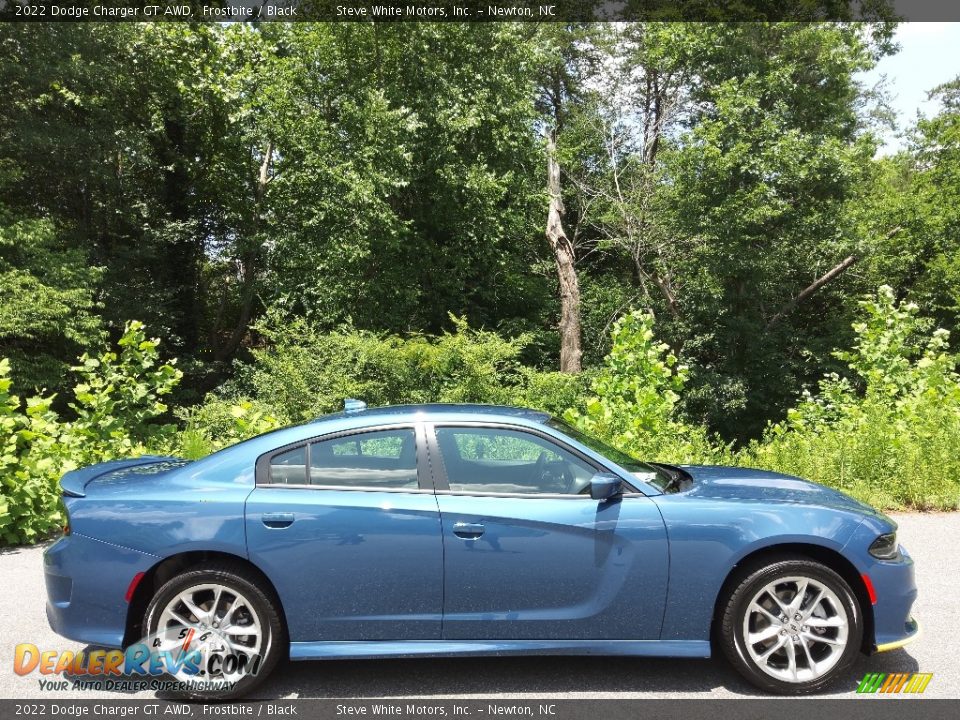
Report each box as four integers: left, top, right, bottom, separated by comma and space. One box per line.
534, 451, 547, 477
534, 452, 576, 493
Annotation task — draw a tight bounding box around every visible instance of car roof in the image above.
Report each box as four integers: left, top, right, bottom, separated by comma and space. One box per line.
310, 403, 551, 425
201, 403, 554, 469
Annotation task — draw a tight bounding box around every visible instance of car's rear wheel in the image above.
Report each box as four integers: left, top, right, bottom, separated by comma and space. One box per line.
142, 563, 285, 699
719, 556, 863, 694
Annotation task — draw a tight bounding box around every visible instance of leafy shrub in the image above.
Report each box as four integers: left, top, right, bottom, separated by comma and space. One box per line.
743, 287, 960, 510
175, 399, 282, 459
68, 322, 182, 464
564, 311, 728, 464
217, 313, 539, 422
0, 322, 181, 545
515, 368, 594, 418
186, 314, 598, 452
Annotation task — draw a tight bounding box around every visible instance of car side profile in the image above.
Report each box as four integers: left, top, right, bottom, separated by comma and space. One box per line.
44, 403, 919, 698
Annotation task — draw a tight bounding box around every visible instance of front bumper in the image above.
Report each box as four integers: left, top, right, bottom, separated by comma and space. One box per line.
44, 533, 159, 648
867, 544, 920, 653
875, 616, 920, 653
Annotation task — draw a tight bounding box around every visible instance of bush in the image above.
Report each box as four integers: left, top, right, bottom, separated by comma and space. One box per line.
0, 322, 181, 545
563, 311, 729, 464
175, 398, 283, 459
215, 312, 542, 422
743, 287, 960, 510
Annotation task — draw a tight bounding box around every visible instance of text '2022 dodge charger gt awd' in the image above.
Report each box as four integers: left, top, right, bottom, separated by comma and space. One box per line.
45, 402, 919, 698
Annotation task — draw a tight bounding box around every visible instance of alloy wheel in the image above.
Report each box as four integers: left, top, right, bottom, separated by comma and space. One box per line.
155, 582, 264, 683
741, 575, 850, 683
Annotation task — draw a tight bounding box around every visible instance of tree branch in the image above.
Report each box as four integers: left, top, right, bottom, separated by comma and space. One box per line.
766, 256, 857, 329
765, 226, 903, 329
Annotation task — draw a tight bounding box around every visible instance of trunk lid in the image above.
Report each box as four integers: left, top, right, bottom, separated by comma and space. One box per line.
60, 456, 187, 497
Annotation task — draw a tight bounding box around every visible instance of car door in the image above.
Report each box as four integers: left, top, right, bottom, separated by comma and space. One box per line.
429, 423, 669, 640
245, 424, 443, 642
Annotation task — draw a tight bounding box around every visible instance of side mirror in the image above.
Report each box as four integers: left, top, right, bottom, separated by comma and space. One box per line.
590, 473, 622, 501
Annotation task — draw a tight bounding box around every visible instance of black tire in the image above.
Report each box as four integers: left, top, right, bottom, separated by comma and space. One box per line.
718, 555, 863, 694
142, 562, 285, 700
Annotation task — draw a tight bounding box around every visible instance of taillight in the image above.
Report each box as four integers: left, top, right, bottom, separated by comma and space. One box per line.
57, 496, 70, 536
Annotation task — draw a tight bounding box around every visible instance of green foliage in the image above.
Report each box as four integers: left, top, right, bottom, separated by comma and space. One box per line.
515, 369, 594, 419
745, 287, 960, 510
175, 399, 282, 460
654, 24, 884, 440
220, 313, 536, 423
188, 313, 596, 447
564, 311, 725, 463
67, 321, 182, 463
0, 322, 181, 545
0, 213, 103, 390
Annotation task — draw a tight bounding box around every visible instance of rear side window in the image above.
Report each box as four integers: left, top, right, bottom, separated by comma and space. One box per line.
267, 428, 418, 489
269, 446, 307, 484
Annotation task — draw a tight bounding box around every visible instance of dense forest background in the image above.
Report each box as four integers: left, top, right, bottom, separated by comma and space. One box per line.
2, 22, 960, 543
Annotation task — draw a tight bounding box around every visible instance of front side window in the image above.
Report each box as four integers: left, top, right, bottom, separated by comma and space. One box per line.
545, 418, 668, 490
268, 428, 418, 489
435, 426, 595, 495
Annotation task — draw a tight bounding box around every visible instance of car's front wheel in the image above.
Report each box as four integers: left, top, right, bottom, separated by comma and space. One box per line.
719, 556, 863, 694
142, 563, 285, 699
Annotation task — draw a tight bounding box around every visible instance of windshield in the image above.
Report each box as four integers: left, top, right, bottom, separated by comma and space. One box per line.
546, 418, 669, 491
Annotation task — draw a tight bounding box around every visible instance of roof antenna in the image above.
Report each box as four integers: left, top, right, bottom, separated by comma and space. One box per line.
344, 398, 367, 413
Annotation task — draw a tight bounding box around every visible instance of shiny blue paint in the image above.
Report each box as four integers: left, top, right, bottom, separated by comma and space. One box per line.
436, 493, 668, 640
44, 403, 919, 664
840, 516, 919, 648
59, 455, 179, 497
288, 639, 711, 660
654, 487, 867, 641
245, 487, 444, 640
44, 532, 159, 647
63, 457, 252, 558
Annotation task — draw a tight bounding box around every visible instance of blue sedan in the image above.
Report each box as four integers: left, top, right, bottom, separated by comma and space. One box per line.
44, 402, 919, 698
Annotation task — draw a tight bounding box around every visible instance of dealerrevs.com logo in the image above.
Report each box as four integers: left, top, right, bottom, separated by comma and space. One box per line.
856, 673, 934, 694
13, 628, 261, 693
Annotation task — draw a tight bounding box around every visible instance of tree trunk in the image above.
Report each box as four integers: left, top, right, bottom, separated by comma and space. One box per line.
545, 131, 582, 373
215, 140, 273, 362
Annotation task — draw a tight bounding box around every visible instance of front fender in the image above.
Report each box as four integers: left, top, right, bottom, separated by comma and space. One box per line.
653, 495, 867, 642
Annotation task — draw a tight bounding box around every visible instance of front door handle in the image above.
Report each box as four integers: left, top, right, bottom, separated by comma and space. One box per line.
262, 512, 295, 529
453, 522, 485, 539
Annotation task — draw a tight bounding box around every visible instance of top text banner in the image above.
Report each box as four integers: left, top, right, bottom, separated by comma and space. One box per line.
3, 0, 960, 23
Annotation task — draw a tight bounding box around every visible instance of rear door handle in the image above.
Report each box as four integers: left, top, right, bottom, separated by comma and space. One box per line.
453, 522, 485, 539
262, 512, 295, 529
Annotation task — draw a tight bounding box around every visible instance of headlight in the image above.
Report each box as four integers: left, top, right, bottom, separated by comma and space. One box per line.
869, 532, 900, 560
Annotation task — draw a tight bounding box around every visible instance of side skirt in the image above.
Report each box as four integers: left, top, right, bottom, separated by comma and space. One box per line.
289, 640, 711, 661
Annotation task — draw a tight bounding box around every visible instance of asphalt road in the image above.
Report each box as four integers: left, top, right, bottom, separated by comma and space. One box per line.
1, 512, 955, 700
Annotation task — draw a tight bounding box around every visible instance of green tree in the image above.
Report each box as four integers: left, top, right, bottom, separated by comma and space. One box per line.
260, 24, 547, 339
0, 211, 102, 390
747, 287, 960, 510
592, 23, 893, 440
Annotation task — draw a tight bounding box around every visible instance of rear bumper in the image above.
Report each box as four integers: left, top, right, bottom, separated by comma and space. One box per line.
44, 533, 159, 648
